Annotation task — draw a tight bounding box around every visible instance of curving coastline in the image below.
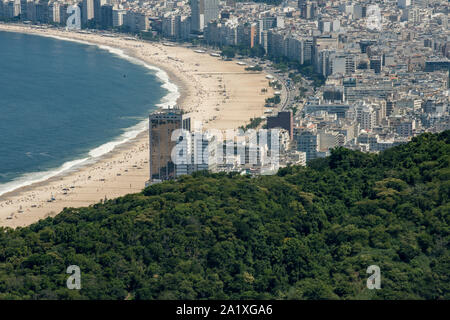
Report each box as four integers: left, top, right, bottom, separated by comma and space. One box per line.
0, 23, 274, 228
0, 34, 180, 199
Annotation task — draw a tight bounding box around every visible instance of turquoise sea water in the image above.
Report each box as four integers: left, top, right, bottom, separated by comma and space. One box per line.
0, 31, 174, 195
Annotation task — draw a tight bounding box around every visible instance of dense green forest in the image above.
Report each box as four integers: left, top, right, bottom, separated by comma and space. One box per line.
0, 131, 449, 300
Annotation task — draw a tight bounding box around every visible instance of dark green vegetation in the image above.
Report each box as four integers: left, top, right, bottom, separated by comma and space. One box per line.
221, 45, 266, 59
245, 65, 263, 72
289, 72, 304, 84
239, 117, 265, 131
139, 31, 160, 42
0, 132, 449, 299
265, 95, 281, 105
269, 80, 282, 90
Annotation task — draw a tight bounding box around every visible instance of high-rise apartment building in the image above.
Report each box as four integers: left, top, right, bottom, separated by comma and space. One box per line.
149, 109, 190, 183
19, 0, 26, 19
267, 111, 294, 140
294, 129, 319, 162
112, 8, 125, 27
93, 0, 101, 25
35, 1, 48, 23
26, 0, 35, 21
124, 11, 149, 32
59, 3, 69, 26
149, 110, 182, 182
81, 0, 94, 25
300, 2, 316, 20
162, 15, 181, 39
191, 0, 219, 33
174, 131, 217, 177
397, 0, 411, 9
356, 105, 376, 131
100, 4, 112, 28
48, 2, 60, 23
204, 0, 219, 27
369, 56, 382, 73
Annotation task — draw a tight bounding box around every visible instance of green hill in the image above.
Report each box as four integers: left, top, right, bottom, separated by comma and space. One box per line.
0, 131, 449, 300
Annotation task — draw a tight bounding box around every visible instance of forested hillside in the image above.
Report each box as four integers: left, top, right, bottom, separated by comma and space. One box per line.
0, 131, 449, 300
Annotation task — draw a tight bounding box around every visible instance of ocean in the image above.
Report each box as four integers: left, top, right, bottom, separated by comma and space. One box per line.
0, 31, 177, 196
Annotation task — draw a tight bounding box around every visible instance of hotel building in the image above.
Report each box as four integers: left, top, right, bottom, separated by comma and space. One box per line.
149, 109, 184, 183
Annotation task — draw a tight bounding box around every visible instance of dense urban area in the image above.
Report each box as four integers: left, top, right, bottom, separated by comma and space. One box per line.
1, 1, 449, 166
1, 1, 449, 171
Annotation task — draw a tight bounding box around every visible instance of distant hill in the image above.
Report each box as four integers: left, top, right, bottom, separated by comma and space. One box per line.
0, 131, 449, 299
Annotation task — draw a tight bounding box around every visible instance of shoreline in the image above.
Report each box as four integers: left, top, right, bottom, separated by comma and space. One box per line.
0, 129, 149, 200
0, 28, 183, 200
0, 23, 274, 228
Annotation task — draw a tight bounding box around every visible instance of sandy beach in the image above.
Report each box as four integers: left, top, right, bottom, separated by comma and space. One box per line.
0, 24, 274, 228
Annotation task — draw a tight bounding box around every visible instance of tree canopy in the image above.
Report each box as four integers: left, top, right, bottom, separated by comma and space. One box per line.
0, 131, 449, 300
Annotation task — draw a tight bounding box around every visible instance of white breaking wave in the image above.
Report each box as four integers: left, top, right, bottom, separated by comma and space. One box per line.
0, 31, 179, 197
0, 157, 90, 197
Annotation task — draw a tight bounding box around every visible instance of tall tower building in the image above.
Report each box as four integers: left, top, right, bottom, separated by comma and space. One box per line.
295, 129, 319, 162
149, 109, 188, 183
81, 0, 94, 25
397, 0, 411, 9
12, 0, 21, 18
300, 2, 316, 20
100, 4, 113, 28
204, 0, 219, 26
267, 111, 294, 140
26, 1, 35, 20
48, 2, 60, 23
191, 0, 204, 33
19, 0, 27, 20
93, 0, 101, 25
59, 3, 69, 25
35, 1, 49, 23
191, 0, 219, 33
112, 9, 126, 27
